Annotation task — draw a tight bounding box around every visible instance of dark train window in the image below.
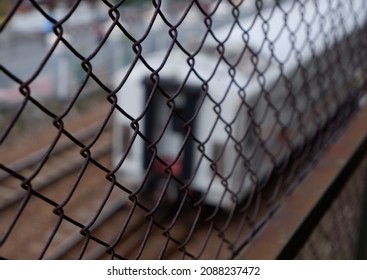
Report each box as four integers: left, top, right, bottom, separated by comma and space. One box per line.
172, 108, 185, 133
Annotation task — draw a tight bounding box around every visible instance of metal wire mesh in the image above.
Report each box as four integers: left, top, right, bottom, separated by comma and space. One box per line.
1, 0, 367, 259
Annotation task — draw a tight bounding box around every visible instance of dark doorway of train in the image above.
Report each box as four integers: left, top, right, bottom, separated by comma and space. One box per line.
142, 77, 201, 203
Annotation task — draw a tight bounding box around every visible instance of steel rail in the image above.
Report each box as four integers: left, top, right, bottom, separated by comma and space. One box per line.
0, 121, 109, 182
0, 123, 112, 212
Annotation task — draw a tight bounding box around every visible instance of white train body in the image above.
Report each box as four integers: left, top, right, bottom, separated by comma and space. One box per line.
112, 0, 367, 210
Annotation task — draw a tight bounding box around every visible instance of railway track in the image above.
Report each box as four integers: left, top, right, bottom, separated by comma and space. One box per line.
0, 135, 278, 261
0, 119, 216, 260
0, 121, 114, 259
0, 122, 111, 211
0, 118, 307, 260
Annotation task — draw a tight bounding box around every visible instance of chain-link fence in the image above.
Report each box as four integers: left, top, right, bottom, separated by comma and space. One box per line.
1, 0, 367, 259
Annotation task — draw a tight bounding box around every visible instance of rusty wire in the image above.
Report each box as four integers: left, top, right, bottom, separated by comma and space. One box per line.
1, 0, 367, 259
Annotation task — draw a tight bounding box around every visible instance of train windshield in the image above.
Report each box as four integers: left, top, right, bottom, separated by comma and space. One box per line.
142, 78, 200, 181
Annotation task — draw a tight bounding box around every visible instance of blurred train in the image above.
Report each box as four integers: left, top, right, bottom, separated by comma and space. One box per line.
112, 0, 367, 210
